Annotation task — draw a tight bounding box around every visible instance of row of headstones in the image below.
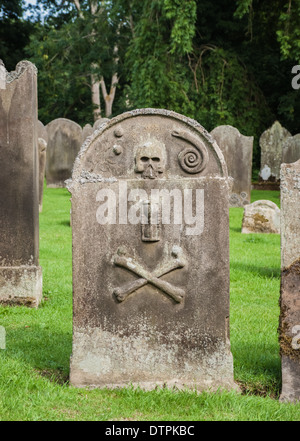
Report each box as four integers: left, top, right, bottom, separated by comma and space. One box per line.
43, 120, 252, 207
42, 120, 300, 210
38, 117, 109, 207
260, 121, 300, 183
0, 60, 299, 402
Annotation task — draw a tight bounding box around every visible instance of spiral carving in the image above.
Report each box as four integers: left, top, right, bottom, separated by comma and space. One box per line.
172, 130, 208, 174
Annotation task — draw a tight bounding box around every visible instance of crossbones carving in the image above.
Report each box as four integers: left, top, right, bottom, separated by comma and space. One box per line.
113, 245, 186, 303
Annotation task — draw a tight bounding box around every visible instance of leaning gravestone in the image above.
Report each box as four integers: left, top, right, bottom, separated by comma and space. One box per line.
241, 200, 280, 234
210, 125, 253, 207
282, 134, 300, 165
259, 121, 291, 183
279, 159, 300, 402
0, 60, 42, 307
68, 108, 236, 391
45, 118, 83, 187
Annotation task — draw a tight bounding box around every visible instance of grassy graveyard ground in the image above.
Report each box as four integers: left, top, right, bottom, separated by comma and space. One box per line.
0, 185, 300, 421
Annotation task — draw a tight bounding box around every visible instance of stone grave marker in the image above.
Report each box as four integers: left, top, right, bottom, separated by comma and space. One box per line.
279, 159, 300, 402
68, 108, 236, 391
45, 118, 83, 187
93, 118, 109, 131
282, 134, 300, 165
37, 119, 48, 144
259, 121, 291, 182
0, 60, 42, 307
38, 138, 47, 212
241, 200, 280, 234
210, 125, 253, 207
37, 120, 48, 212
82, 123, 93, 141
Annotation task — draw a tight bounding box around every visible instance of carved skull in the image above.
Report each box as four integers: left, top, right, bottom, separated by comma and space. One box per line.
135, 139, 166, 179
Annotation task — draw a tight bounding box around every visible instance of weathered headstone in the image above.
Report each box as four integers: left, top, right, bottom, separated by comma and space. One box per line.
0, 60, 42, 307
68, 109, 236, 391
37, 119, 48, 144
45, 118, 83, 187
82, 123, 93, 141
38, 138, 47, 212
279, 159, 300, 402
93, 118, 109, 131
241, 200, 280, 234
0, 60, 6, 89
282, 134, 300, 165
210, 125, 253, 207
259, 121, 291, 182
37, 120, 48, 212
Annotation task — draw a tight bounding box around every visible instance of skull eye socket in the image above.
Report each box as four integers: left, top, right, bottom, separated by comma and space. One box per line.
140, 156, 149, 162
152, 157, 160, 162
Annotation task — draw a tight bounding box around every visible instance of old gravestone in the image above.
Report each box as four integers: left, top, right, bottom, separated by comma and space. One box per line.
259, 121, 291, 183
37, 120, 48, 212
0, 60, 42, 307
68, 108, 236, 391
282, 134, 300, 166
93, 118, 109, 131
45, 118, 83, 187
38, 138, 47, 212
210, 125, 253, 207
82, 123, 93, 141
241, 200, 280, 234
279, 159, 300, 402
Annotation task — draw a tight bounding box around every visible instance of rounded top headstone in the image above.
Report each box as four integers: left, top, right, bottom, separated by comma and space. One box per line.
69, 109, 228, 190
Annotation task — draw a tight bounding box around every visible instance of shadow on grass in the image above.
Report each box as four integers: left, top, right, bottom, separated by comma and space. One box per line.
232, 341, 282, 399
230, 226, 241, 233
6, 326, 72, 385
230, 261, 280, 279
60, 220, 71, 227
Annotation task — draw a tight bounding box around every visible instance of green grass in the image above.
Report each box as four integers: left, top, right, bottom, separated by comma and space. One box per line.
0, 186, 300, 421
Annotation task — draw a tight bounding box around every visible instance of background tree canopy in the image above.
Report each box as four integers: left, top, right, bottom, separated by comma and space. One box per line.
1, 0, 299, 170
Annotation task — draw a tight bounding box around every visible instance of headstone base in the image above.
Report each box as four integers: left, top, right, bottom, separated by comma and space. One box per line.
46, 182, 66, 188
70, 327, 236, 392
280, 355, 300, 403
0, 266, 42, 308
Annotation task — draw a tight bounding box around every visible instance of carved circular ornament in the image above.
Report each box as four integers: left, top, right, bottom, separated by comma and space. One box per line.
172, 130, 209, 174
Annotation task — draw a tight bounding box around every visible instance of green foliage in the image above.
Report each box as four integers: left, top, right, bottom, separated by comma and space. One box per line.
163, 0, 197, 55
26, 1, 124, 125
277, 0, 300, 61
0, 0, 34, 71
26, 22, 93, 125
21, 0, 300, 165
0, 0, 22, 18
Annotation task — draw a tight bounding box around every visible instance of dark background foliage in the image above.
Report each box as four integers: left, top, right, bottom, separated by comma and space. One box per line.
1, 0, 299, 171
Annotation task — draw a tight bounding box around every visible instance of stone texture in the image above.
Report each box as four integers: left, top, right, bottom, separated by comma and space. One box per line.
93, 118, 109, 131
38, 138, 47, 212
210, 125, 253, 207
279, 159, 300, 402
37, 119, 48, 144
259, 121, 291, 182
282, 134, 300, 165
37, 120, 48, 212
0, 60, 42, 307
68, 108, 236, 392
82, 123, 93, 141
241, 200, 280, 234
45, 118, 83, 187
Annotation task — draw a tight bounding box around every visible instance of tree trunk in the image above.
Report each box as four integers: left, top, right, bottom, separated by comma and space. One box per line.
100, 72, 118, 118
91, 71, 101, 121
